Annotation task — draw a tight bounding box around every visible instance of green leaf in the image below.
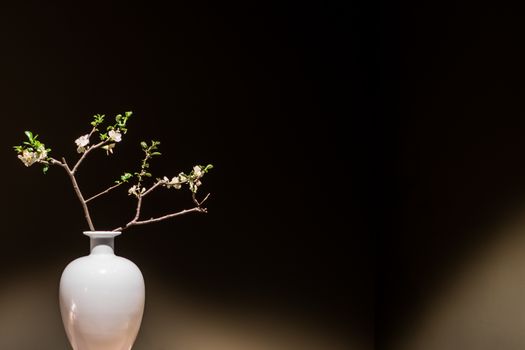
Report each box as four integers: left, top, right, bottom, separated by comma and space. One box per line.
43, 165, 49, 174
120, 172, 133, 182
140, 141, 147, 149
24, 131, 33, 141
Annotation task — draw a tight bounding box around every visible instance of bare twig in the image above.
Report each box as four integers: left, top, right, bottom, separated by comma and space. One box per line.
87, 126, 97, 139
46, 157, 67, 168
85, 182, 123, 203
133, 195, 143, 222
62, 158, 95, 231
133, 207, 207, 225
142, 181, 162, 197
192, 192, 211, 206
112, 207, 206, 232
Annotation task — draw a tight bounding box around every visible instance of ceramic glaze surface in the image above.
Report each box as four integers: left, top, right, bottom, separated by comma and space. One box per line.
59, 232, 145, 350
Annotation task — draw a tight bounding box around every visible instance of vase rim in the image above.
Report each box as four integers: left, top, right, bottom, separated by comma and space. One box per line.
83, 231, 122, 238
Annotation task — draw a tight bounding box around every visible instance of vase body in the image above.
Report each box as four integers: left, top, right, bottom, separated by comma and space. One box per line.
59, 231, 145, 350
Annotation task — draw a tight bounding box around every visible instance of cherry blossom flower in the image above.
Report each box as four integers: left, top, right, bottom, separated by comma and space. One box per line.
193, 165, 203, 178
75, 134, 90, 153
102, 143, 115, 155
162, 176, 183, 189
18, 149, 38, 167
128, 185, 145, 197
189, 179, 202, 193
36, 145, 48, 161
108, 129, 122, 143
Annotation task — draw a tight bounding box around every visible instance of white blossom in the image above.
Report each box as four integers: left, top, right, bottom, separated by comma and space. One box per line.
102, 143, 115, 155
108, 129, 122, 143
18, 149, 38, 167
188, 166, 205, 193
75, 134, 90, 153
189, 179, 202, 193
163, 176, 183, 189
36, 145, 48, 161
193, 165, 203, 178
128, 185, 145, 197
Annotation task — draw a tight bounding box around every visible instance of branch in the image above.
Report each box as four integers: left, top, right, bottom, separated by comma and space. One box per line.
192, 192, 211, 206
133, 207, 207, 225
87, 126, 97, 139
72, 139, 109, 174
85, 182, 124, 203
126, 181, 162, 228
113, 206, 206, 232
46, 157, 67, 169
143, 181, 162, 197
62, 158, 95, 231
133, 195, 143, 222
112, 180, 210, 232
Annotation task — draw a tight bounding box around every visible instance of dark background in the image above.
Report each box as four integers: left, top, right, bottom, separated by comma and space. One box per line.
377, 1, 525, 349
0, 1, 368, 348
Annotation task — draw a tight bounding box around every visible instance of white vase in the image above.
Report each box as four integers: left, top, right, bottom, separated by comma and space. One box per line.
59, 231, 145, 350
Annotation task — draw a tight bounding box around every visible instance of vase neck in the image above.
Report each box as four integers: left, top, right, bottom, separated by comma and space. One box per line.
84, 231, 121, 255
